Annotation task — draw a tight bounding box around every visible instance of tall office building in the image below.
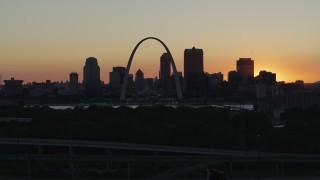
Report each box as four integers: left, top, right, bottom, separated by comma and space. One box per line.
159, 53, 171, 91
160, 53, 171, 81
228, 71, 240, 82
184, 47, 205, 95
184, 47, 203, 78
83, 57, 100, 83
145, 78, 154, 91
83, 57, 101, 96
112, 66, 126, 84
227, 71, 241, 93
4, 78, 23, 96
109, 71, 120, 95
109, 71, 120, 86
255, 70, 276, 85
127, 74, 135, 95
135, 69, 144, 92
69, 72, 79, 94
208, 72, 224, 90
109, 66, 126, 95
236, 58, 254, 85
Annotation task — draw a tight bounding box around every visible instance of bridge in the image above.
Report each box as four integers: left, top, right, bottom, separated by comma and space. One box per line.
0, 137, 317, 158
1, 138, 320, 179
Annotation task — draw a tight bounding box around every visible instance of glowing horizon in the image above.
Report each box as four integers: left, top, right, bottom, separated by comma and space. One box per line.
1, 0, 319, 84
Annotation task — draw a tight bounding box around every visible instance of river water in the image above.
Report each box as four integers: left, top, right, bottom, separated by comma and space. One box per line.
28, 104, 254, 111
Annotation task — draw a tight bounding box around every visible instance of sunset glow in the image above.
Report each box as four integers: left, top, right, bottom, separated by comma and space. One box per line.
0, 0, 319, 83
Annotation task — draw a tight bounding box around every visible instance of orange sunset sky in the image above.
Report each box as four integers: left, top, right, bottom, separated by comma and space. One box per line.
0, 0, 319, 83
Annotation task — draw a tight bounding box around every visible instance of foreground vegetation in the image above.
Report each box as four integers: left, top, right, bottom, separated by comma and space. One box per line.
0, 105, 319, 154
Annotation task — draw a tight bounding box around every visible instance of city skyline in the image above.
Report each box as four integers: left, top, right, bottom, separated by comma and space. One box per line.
0, 46, 318, 85
1, 0, 320, 83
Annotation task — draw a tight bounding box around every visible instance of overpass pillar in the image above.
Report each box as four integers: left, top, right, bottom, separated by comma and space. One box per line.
68, 146, 75, 178
127, 162, 131, 179
106, 148, 111, 170
229, 160, 233, 177
281, 162, 285, 175
275, 162, 279, 176
27, 160, 32, 177
37, 145, 43, 174
154, 151, 158, 170
245, 162, 249, 172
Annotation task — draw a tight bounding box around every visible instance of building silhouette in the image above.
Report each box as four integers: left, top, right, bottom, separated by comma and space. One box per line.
145, 78, 154, 92
4, 78, 23, 96
236, 58, 254, 85
208, 72, 224, 91
113, 66, 126, 84
69, 72, 79, 94
83, 57, 101, 96
159, 53, 171, 91
295, 80, 304, 90
135, 69, 144, 92
109, 71, 120, 96
184, 47, 206, 95
126, 74, 135, 95
109, 71, 120, 87
228, 70, 241, 93
83, 57, 100, 83
184, 47, 203, 77
255, 70, 276, 85
168, 71, 185, 96
272, 91, 320, 116
109, 67, 126, 95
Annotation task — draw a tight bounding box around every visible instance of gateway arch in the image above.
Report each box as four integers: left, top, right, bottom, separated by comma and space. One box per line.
120, 37, 183, 100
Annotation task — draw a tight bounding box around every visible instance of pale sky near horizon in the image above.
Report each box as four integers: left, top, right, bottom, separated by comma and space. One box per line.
0, 0, 320, 83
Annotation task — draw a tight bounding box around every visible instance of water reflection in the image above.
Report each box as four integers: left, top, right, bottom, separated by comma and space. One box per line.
27, 104, 253, 111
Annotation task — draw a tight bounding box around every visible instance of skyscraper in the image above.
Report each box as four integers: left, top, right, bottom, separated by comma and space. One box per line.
208, 72, 224, 90
184, 47, 205, 95
255, 70, 276, 85
135, 69, 144, 92
160, 53, 171, 81
228, 70, 241, 92
112, 66, 126, 84
228, 71, 240, 83
127, 74, 135, 95
109, 71, 120, 87
184, 47, 203, 78
83, 57, 100, 83
109, 66, 126, 95
83, 57, 101, 96
4, 78, 23, 96
69, 72, 79, 94
159, 53, 171, 91
236, 58, 254, 85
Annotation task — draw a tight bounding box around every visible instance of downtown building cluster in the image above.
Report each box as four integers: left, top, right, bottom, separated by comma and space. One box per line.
0, 48, 261, 98
0, 47, 320, 116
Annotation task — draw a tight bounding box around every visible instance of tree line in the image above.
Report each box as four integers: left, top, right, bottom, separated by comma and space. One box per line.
0, 105, 319, 153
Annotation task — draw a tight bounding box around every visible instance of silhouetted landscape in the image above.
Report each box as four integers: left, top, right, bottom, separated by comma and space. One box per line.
1, 105, 320, 153
0, 40, 319, 179
1, 105, 320, 179
1, 0, 320, 179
